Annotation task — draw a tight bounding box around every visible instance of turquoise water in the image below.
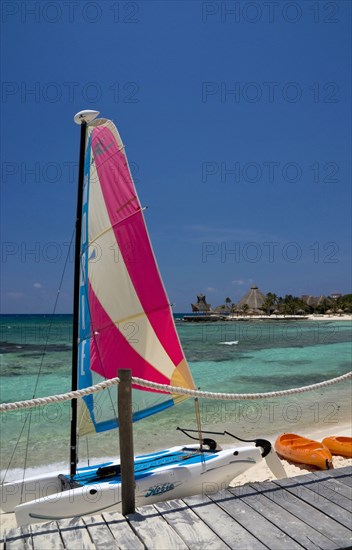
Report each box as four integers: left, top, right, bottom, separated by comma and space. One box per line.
1, 315, 351, 475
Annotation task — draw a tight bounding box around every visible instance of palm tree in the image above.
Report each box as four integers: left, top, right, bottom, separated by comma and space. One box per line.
282, 295, 298, 315
330, 300, 339, 315
261, 292, 278, 315
316, 298, 331, 314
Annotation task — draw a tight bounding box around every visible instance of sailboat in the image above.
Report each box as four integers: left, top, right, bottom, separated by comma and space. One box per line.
1, 111, 285, 526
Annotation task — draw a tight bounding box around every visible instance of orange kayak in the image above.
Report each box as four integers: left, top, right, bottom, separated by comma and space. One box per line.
275, 433, 333, 470
322, 436, 352, 458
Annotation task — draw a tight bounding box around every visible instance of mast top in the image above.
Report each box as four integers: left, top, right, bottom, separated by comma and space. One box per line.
74, 110, 100, 125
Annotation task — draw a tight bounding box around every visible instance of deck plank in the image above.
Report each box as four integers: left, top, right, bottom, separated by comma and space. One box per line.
2, 524, 33, 550
338, 476, 352, 488
248, 481, 344, 550
260, 479, 351, 548
183, 493, 266, 550
208, 488, 302, 549
155, 498, 230, 550
273, 476, 352, 529
82, 515, 119, 549
29, 521, 63, 550
311, 472, 352, 501
57, 517, 95, 549
2, 467, 351, 549
237, 482, 334, 550
102, 512, 144, 550
127, 504, 188, 550
304, 476, 352, 511
330, 468, 352, 488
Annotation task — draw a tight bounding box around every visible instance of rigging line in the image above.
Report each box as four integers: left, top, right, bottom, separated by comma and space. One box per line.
32, 229, 75, 399
1, 414, 29, 484
17, 229, 75, 493
194, 398, 203, 455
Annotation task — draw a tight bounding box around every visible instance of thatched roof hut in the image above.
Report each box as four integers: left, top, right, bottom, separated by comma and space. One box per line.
301, 295, 329, 307
236, 285, 266, 311
191, 294, 212, 313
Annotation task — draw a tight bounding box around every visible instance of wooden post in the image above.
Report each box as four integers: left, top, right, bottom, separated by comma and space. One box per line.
118, 368, 135, 515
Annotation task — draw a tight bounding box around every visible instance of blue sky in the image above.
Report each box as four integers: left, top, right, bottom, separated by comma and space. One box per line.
1, 0, 351, 313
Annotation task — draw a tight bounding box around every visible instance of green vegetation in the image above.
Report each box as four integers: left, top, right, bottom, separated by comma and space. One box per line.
220, 293, 352, 316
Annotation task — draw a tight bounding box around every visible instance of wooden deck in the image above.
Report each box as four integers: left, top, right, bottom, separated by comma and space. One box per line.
1, 466, 351, 549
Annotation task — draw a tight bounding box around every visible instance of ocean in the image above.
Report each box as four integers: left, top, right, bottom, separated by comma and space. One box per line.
1, 314, 351, 480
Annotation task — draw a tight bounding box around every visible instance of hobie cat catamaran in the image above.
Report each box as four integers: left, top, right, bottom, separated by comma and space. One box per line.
1, 111, 285, 526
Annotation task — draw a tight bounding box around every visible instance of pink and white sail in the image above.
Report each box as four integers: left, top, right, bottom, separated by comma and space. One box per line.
77, 119, 195, 434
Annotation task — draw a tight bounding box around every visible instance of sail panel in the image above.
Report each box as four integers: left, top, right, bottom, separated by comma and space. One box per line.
77, 119, 195, 435
87, 178, 177, 380
90, 126, 184, 368
88, 281, 172, 385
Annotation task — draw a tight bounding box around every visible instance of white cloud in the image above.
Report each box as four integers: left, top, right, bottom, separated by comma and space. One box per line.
206, 287, 218, 293
232, 278, 253, 287
33, 283, 42, 289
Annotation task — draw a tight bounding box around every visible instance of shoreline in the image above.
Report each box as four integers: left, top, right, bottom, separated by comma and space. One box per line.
1, 422, 351, 537
183, 314, 352, 322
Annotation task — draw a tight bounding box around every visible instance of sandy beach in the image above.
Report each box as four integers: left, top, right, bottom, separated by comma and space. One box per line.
1, 422, 350, 538
228, 421, 352, 486
225, 314, 352, 322
306, 315, 352, 321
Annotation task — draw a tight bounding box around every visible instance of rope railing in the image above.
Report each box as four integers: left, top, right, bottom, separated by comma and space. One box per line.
0, 371, 351, 413
132, 372, 352, 400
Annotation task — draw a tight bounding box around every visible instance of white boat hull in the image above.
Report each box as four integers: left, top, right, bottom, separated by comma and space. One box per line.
1, 444, 262, 526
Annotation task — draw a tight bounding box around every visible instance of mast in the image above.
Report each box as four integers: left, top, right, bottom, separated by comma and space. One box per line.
70, 110, 99, 477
